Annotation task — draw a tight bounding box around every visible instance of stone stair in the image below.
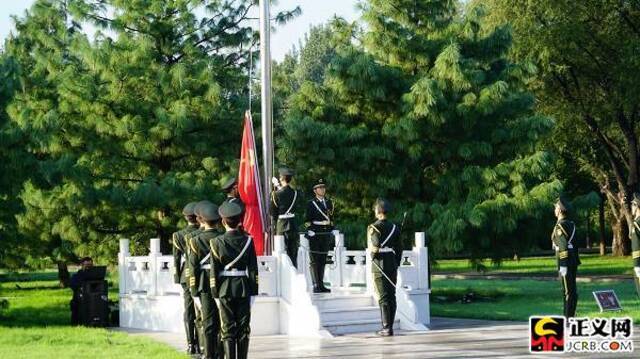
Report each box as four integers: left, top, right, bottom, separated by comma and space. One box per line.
311, 289, 399, 336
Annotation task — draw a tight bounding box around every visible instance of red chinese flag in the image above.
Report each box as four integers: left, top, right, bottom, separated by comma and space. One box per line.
238, 111, 266, 255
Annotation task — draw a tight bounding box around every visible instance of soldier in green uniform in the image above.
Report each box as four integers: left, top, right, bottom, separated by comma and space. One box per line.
172, 202, 200, 355
270, 167, 301, 267
221, 177, 244, 208
210, 201, 258, 359
629, 194, 640, 297
305, 179, 333, 293
188, 201, 223, 359
551, 197, 580, 318
367, 198, 403, 336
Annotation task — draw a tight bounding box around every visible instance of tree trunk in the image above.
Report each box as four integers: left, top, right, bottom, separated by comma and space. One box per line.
612, 217, 630, 256
57, 261, 70, 288
599, 192, 606, 255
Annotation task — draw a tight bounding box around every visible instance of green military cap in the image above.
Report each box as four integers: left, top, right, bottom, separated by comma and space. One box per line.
182, 202, 198, 216
194, 200, 214, 217
632, 193, 640, 207
555, 197, 571, 212
218, 201, 243, 219
221, 177, 237, 192
374, 198, 391, 213
313, 178, 326, 190
200, 202, 221, 221
278, 167, 295, 176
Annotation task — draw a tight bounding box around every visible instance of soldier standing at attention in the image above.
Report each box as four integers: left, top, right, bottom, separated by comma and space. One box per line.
270, 167, 301, 267
172, 202, 200, 355
551, 197, 580, 318
210, 201, 258, 359
368, 198, 403, 336
305, 179, 333, 293
188, 201, 223, 359
629, 194, 640, 297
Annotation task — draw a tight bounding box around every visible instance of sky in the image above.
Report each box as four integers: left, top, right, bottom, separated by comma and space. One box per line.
0, 0, 360, 61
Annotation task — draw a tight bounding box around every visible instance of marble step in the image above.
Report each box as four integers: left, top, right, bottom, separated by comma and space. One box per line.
323, 318, 400, 336
311, 293, 373, 310
319, 306, 380, 324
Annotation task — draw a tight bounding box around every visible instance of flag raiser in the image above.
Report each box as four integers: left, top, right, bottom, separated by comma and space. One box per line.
238, 111, 266, 255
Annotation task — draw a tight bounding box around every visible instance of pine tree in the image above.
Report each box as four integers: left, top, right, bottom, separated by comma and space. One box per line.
278, 1, 560, 260
6, 0, 257, 260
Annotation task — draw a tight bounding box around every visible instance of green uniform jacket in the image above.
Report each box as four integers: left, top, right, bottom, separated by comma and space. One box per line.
368, 219, 403, 266
551, 219, 581, 268
187, 228, 221, 297
630, 217, 640, 267
172, 224, 199, 284
269, 185, 302, 234
209, 229, 259, 298
305, 197, 334, 231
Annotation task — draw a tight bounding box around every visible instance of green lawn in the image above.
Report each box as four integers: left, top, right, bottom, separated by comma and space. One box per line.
433, 254, 635, 276
431, 278, 640, 321
0, 271, 186, 359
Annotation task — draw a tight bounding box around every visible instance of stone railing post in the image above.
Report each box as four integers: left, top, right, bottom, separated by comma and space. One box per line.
149, 238, 161, 296
299, 234, 311, 285
274, 235, 285, 296
118, 238, 130, 295
333, 231, 345, 288
413, 232, 428, 290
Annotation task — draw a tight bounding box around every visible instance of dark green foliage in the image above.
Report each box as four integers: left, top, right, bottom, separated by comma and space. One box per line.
278, 2, 560, 259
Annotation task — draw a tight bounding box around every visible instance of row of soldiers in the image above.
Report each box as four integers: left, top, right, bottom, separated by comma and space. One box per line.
173, 167, 404, 359
172, 178, 257, 359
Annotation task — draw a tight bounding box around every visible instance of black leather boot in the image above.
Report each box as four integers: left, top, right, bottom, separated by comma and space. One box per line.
376, 303, 394, 336
318, 261, 330, 293
237, 336, 249, 359
223, 340, 236, 359
310, 263, 322, 293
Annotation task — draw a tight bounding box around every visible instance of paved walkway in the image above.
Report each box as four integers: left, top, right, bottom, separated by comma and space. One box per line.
117, 317, 640, 358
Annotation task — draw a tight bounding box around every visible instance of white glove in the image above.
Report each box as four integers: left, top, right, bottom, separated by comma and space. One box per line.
250, 296, 256, 307
271, 177, 280, 189
634, 267, 640, 278
307, 230, 315, 237
193, 297, 202, 312
559, 266, 567, 277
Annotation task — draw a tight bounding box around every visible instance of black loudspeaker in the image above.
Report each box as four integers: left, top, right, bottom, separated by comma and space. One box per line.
79, 280, 109, 327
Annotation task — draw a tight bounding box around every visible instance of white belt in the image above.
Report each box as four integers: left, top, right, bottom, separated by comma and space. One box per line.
378, 247, 395, 253
279, 213, 295, 219
312, 220, 331, 225
201, 264, 211, 269
555, 244, 574, 251
219, 269, 248, 277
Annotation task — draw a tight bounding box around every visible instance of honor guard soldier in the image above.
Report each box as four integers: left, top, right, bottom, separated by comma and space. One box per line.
270, 167, 301, 267
188, 201, 223, 359
221, 177, 244, 209
552, 197, 581, 318
210, 201, 258, 359
630, 194, 640, 297
172, 202, 200, 355
305, 179, 334, 293
368, 198, 403, 336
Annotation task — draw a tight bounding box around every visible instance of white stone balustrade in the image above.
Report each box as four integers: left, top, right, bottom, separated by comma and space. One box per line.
119, 230, 430, 336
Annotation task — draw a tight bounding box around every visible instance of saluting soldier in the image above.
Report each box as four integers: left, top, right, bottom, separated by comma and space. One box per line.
188, 201, 223, 359
551, 197, 581, 318
629, 194, 640, 297
305, 179, 333, 293
368, 198, 403, 336
270, 167, 301, 267
172, 202, 200, 355
210, 201, 258, 359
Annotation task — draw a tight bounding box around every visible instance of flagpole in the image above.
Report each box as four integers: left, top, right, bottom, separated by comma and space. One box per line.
259, 0, 274, 254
